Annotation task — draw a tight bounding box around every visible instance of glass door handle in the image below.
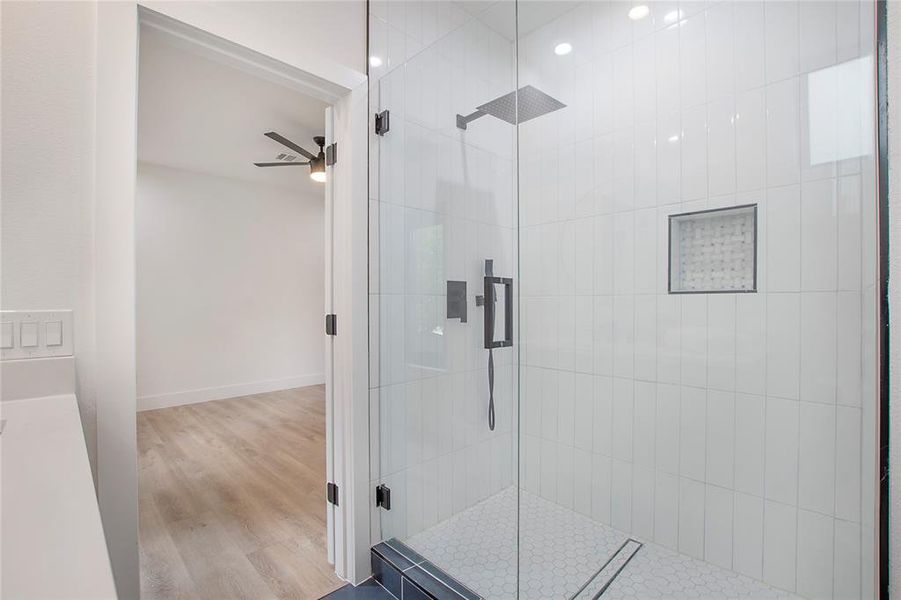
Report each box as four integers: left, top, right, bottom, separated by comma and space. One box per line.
476, 259, 512, 431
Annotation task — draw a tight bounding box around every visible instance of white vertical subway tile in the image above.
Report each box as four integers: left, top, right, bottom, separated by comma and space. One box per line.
766, 184, 801, 292
574, 296, 595, 373
733, 492, 765, 580
594, 296, 615, 375
634, 119, 658, 210
705, 2, 734, 102
573, 448, 593, 516
613, 45, 635, 127
764, 0, 799, 83
766, 293, 800, 400
613, 296, 635, 378
614, 212, 636, 294
800, 178, 838, 292
735, 88, 767, 192
633, 381, 657, 467
613, 128, 635, 213
765, 397, 800, 504
706, 390, 735, 488
634, 294, 658, 381
657, 111, 682, 206
632, 466, 656, 540
734, 393, 766, 497
797, 509, 835, 600
574, 373, 595, 452
594, 375, 614, 457
799, 0, 837, 74
595, 215, 615, 294
633, 35, 657, 123
733, 1, 766, 91
592, 453, 613, 524
556, 444, 575, 510
707, 97, 737, 197
835, 405, 862, 522
679, 12, 707, 109
574, 218, 594, 296
612, 378, 634, 461
707, 294, 736, 391
833, 519, 862, 599
836, 295, 863, 404
558, 370, 576, 445
655, 22, 680, 115
681, 295, 708, 388
766, 79, 802, 187
678, 477, 706, 559
681, 105, 709, 201
680, 386, 707, 481
798, 401, 836, 515
539, 438, 558, 502
634, 208, 658, 294
735, 294, 767, 395
704, 484, 734, 570
657, 292, 682, 385
656, 383, 681, 475
837, 174, 862, 290
541, 369, 559, 441
612, 459, 633, 532
763, 500, 798, 592
654, 471, 680, 550
800, 292, 837, 404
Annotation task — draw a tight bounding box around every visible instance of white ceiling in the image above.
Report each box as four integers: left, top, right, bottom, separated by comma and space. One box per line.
137, 25, 329, 195
460, 1, 581, 41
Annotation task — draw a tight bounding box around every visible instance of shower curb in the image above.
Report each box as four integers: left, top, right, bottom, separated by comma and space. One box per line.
371, 538, 483, 600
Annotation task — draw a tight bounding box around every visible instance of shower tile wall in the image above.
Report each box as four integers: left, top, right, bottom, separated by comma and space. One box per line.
368, 2, 519, 547
517, 1, 877, 598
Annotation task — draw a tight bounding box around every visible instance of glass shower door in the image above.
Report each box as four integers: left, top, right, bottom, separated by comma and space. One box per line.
370, 2, 520, 598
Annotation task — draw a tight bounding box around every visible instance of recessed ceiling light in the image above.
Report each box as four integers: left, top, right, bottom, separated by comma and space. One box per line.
369, 55, 383, 68
664, 9, 681, 23
554, 42, 573, 56
629, 4, 650, 20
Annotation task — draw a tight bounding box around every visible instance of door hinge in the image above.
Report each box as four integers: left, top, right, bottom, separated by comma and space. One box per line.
327, 482, 339, 506
375, 484, 391, 510
375, 110, 390, 136
326, 142, 337, 166
325, 314, 337, 336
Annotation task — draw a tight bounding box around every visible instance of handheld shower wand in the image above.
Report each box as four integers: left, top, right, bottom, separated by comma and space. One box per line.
475, 259, 513, 431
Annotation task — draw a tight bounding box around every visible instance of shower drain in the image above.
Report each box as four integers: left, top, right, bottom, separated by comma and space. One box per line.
569, 538, 643, 600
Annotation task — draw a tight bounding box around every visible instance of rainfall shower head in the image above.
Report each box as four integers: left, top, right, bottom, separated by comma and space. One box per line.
456, 85, 566, 130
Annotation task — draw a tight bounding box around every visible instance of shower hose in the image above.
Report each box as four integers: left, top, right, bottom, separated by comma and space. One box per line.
488, 347, 495, 431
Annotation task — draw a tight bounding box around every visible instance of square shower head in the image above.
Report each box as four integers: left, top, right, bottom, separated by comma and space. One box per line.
476, 85, 566, 125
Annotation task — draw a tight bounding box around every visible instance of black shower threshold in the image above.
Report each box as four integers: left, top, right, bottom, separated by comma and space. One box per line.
370, 538, 483, 600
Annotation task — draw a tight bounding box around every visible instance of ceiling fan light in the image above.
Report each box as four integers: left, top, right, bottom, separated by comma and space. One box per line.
309, 155, 327, 183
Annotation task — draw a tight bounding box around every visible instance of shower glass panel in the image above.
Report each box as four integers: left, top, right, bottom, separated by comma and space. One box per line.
371, 1, 881, 598
518, 1, 879, 599
370, 2, 520, 597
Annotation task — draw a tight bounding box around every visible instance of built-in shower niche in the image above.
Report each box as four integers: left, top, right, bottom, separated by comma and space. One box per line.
668, 205, 758, 294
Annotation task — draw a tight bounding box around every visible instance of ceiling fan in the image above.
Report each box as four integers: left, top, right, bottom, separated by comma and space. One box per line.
254, 132, 327, 183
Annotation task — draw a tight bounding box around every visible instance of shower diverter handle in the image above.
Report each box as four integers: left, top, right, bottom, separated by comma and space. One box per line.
476, 259, 513, 350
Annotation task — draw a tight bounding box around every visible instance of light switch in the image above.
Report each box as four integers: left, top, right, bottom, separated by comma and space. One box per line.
20, 322, 38, 347
46, 321, 63, 346
1, 322, 13, 349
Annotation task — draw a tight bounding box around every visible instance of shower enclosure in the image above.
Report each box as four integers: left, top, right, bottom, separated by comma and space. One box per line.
369, 1, 881, 598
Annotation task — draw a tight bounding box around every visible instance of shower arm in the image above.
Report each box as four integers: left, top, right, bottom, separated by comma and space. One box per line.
456, 109, 487, 130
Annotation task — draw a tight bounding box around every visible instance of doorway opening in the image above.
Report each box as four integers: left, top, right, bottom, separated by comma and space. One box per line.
135, 21, 341, 599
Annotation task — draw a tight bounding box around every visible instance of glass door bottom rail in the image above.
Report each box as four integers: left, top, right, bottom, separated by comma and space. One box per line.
402, 488, 802, 600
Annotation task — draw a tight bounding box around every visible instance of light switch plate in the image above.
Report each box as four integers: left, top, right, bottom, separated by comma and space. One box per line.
0, 310, 73, 360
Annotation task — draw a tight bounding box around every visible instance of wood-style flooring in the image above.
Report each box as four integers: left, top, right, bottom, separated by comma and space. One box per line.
138, 386, 343, 600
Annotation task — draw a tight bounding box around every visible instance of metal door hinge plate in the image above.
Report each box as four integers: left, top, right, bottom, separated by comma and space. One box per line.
325, 314, 337, 336
327, 482, 339, 506
375, 110, 390, 136
375, 484, 391, 510
326, 142, 337, 166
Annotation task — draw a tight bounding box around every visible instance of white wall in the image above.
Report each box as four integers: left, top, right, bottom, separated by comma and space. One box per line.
136, 163, 324, 411
518, 2, 879, 598
0, 0, 99, 470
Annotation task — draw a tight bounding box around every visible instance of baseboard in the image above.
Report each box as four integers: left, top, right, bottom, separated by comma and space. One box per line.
137, 374, 324, 411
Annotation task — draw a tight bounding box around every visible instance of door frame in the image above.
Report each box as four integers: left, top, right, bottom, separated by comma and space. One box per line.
96, 5, 371, 597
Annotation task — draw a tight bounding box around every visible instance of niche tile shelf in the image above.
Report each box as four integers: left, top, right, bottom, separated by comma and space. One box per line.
668, 205, 758, 294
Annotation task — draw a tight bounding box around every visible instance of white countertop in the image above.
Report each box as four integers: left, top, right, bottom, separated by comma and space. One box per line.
1, 393, 117, 599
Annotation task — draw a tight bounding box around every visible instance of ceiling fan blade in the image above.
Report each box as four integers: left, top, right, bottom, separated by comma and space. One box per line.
253, 161, 310, 167
264, 132, 316, 160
